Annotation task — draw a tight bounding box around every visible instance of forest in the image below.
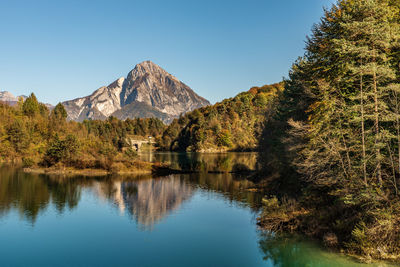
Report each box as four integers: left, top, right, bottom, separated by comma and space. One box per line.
257, 0, 400, 262
0, 94, 165, 173
158, 82, 284, 152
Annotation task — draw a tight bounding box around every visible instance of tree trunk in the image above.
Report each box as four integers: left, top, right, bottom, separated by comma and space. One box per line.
373, 58, 382, 186
387, 142, 398, 195
360, 74, 367, 185
395, 91, 400, 193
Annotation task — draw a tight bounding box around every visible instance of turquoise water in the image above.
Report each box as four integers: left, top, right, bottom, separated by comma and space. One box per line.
0, 163, 394, 266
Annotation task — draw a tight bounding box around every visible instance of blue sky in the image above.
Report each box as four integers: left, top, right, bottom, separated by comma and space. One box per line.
0, 0, 334, 104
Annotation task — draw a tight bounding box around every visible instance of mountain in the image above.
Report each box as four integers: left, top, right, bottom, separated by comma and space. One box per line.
62, 61, 210, 123
0, 91, 28, 105
0, 91, 18, 102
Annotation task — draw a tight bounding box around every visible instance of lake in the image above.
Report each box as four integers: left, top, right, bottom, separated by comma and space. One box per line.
0, 153, 393, 266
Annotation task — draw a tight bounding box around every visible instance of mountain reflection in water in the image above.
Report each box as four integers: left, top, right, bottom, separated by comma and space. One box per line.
0, 166, 260, 229
93, 176, 194, 229
0, 163, 389, 266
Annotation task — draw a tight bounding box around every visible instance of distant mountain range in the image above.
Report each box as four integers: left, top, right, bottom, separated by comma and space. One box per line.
0, 61, 210, 123
0, 91, 27, 105
0, 92, 54, 109
62, 61, 210, 123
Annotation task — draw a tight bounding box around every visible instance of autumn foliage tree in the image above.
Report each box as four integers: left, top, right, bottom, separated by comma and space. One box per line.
259, 0, 400, 260
159, 83, 284, 152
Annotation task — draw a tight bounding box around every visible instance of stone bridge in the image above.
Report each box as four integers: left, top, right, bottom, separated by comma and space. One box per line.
127, 137, 155, 151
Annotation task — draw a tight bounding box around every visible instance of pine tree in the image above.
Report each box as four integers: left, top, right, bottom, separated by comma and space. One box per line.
259, 0, 400, 258
22, 93, 40, 117
298, 0, 400, 188
51, 103, 68, 121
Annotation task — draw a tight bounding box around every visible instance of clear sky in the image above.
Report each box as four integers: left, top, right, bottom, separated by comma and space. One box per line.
0, 0, 334, 105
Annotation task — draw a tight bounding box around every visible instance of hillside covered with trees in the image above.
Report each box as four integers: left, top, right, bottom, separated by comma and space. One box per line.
258, 0, 400, 261
0, 94, 165, 173
158, 82, 284, 152
2, 0, 400, 261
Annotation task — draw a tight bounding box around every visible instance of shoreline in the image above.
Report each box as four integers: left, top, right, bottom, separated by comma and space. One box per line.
22, 164, 258, 177
256, 196, 400, 265
21, 160, 178, 177
23, 167, 153, 176
155, 149, 259, 153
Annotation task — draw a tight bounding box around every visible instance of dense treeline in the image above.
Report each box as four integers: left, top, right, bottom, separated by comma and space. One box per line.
258, 0, 400, 261
0, 95, 165, 171
158, 83, 283, 152
83, 116, 165, 150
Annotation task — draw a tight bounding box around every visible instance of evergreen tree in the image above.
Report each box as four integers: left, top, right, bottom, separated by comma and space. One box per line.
51, 103, 68, 121
259, 0, 400, 258
22, 93, 40, 117
303, 0, 400, 187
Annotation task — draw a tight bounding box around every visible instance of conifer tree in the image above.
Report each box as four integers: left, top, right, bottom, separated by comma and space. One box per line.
22, 93, 40, 117
297, 0, 400, 188
259, 0, 400, 258
51, 103, 68, 121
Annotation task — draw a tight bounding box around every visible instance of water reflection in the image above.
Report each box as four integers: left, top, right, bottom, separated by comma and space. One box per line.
0, 164, 388, 266
0, 166, 260, 228
138, 152, 258, 173
94, 176, 194, 229
123, 176, 193, 228
0, 167, 81, 223
186, 172, 262, 210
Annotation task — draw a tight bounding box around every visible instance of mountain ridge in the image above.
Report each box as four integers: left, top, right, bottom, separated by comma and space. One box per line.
62, 61, 210, 123
0, 91, 28, 104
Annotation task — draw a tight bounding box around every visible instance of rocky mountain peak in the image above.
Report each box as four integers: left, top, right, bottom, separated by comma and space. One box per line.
135, 60, 162, 73
0, 91, 17, 102
63, 61, 210, 123
127, 61, 174, 82
0, 91, 28, 103
109, 77, 125, 88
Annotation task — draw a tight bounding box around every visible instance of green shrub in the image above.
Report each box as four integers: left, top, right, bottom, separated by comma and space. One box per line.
22, 157, 35, 168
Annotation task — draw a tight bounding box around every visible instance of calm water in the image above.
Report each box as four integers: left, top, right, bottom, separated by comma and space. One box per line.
137, 151, 259, 173
0, 153, 394, 267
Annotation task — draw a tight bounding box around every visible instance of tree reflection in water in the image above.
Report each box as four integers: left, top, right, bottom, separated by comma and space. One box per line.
0, 167, 81, 223
95, 173, 262, 229
0, 164, 383, 266
0, 166, 261, 230
138, 152, 258, 173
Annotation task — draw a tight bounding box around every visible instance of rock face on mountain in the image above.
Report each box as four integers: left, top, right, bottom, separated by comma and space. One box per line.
63, 61, 210, 123
0, 91, 28, 105
0, 91, 17, 102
